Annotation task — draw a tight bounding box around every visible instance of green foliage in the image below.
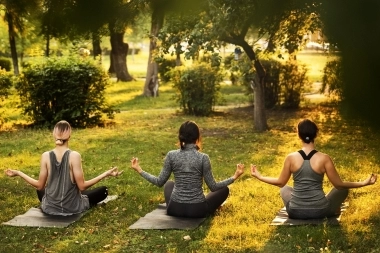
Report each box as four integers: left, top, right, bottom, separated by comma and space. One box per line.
0, 69, 13, 125
224, 53, 254, 88
169, 63, 223, 116
321, 60, 343, 98
0, 57, 11, 72
157, 57, 177, 83
224, 54, 282, 108
15, 56, 118, 127
0, 69, 13, 101
280, 60, 309, 108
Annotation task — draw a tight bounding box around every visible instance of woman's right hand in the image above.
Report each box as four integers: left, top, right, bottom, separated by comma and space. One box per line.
233, 163, 244, 180
364, 173, 377, 186
250, 164, 262, 179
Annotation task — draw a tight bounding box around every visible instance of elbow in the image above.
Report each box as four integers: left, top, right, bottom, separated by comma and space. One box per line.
334, 185, 346, 190
157, 182, 165, 187
77, 185, 87, 192
277, 183, 286, 188
36, 185, 45, 191
208, 185, 218, 192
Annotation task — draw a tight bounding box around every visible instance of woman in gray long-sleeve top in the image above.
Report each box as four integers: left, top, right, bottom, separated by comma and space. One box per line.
131, 120, 245, 218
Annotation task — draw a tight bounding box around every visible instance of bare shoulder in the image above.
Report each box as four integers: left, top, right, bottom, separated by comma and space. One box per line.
41, 151, 50, 160
315, 151, 332, 161
286, 151, 300, 160
69, 150, 82, 162
70, 150, 81, 157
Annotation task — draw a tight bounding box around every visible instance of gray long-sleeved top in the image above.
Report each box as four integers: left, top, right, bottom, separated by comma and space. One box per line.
140, 144, 234, 203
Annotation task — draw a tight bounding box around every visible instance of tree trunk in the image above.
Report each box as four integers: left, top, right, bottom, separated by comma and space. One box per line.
7, 13, 19, 75
240, 42, 268, 132
45, 33, 50, 57
143, 6, 165, 96
108, 24, 133, 82
92, 32, 102, 62
175, 42, 182, 66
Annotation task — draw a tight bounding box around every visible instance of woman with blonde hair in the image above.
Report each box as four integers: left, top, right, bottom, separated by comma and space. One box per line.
5, 120, 122, 216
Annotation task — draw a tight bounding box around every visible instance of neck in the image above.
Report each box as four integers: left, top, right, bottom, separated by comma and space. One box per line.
302, 142, 315, 151
55, 143, 69, 150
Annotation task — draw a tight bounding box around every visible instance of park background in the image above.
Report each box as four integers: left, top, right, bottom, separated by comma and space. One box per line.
0, 1, 380, 252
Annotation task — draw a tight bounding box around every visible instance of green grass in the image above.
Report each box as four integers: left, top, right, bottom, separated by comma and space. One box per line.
2, 52, 380, 253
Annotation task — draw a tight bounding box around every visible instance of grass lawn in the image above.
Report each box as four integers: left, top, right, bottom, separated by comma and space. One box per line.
1, 52, 380, 253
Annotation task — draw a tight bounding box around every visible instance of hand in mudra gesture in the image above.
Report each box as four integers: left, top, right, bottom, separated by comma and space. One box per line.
107, 167, 123, 177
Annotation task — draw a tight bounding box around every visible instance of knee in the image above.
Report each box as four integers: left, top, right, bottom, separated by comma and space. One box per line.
164, 180, 174, 189
221, 186, 230, 198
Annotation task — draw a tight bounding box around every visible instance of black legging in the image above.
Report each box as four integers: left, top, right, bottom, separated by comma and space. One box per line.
164, 181, 229, 218
37, 186, 108, 206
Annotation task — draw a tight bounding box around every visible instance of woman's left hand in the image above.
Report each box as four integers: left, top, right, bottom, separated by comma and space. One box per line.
5, 169, 19, 177
107, 167, 123, 177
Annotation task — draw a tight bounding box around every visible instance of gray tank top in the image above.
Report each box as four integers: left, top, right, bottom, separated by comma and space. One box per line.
289, 150, 329, 209
41, 150, 90, 215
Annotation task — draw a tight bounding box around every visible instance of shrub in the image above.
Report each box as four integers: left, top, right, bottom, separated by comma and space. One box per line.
0, 57, 11, 71
280, 61, 309, 108
224, 54, 281, 108
169, 63, 223, 116
261, 59, 282, 108
157, 57, 177, 83
0, 69, 12, 101
0, 69, 13, 125
321, 60, 343, 98
15, 56, 118, 127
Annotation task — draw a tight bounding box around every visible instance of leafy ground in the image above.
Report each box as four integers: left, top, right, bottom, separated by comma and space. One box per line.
1, 52, 380, 253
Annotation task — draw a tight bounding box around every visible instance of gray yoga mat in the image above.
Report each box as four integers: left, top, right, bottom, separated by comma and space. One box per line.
128, 203, 206, 230
270, 202, 348, 226
2, 195, 118, 228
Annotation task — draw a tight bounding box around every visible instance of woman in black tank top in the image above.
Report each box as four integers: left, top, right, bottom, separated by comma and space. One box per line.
249, 119, 377, 219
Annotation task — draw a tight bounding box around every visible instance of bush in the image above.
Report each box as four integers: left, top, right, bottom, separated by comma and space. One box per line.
280, 61, 309, 108
261, 59, 281, 108
169, 63, 223, 116
15, 56, 118, 127
0, 69, 12, 101
321, 60, 343, 98
0, 57, 11, 71
157, 58, 177, 83
224, 54, 281, 108
0, 69, 13, 126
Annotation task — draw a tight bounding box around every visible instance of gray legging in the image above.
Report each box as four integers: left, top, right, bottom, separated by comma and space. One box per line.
280, 185, 349, 219
164, 181, 229, 218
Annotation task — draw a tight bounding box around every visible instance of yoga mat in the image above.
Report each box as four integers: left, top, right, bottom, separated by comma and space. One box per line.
2, 195, 118, 228
128, 203, 206, 230
270, 202, 348, 226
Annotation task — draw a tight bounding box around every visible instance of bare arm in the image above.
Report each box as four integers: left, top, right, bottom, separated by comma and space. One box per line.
71, 151, 122, 191
250, 156, 292, 187
324, 155, 377, 189
5, 152, 49, 191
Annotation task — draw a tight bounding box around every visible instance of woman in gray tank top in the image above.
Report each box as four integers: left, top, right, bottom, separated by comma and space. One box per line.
130, 121, 245, 218
5, 120, 122, 216
250, 119, 377, 219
